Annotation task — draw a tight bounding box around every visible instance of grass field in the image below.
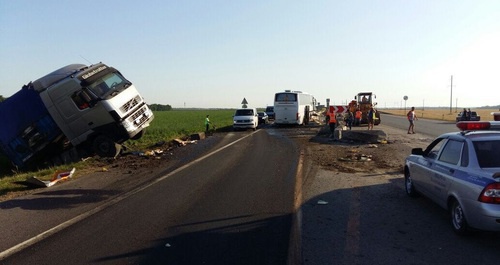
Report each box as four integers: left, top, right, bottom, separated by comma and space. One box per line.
124, 109, 237, 149
380, 108, 500, 122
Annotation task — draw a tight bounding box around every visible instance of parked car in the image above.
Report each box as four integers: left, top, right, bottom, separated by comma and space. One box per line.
456, 111, 480, 122
265, 106, 275, 120
233, 108, 258, 131
404, 121, 500, 234
258, 112, 269, 125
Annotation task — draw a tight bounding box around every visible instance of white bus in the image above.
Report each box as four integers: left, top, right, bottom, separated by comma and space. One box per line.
274, 90, 316, 125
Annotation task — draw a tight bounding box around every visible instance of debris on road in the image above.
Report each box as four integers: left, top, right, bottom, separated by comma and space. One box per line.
25, 168, 76, 187
173, 138, 197, 147
338, 153, 373, 162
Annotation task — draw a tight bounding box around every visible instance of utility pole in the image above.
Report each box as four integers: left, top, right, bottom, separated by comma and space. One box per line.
450, 75, 453, 114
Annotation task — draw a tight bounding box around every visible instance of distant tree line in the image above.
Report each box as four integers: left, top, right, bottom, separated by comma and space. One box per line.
149, 104, 172, 111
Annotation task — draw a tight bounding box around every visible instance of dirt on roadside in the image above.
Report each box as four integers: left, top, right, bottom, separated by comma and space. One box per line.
301, 124, 434, 175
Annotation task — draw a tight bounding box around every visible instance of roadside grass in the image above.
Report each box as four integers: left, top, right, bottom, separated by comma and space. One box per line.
0, 109, 236, 197
380, 108, 499, 122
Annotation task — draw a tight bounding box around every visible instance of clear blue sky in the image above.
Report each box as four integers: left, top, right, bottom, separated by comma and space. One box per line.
1, 0, 499, 109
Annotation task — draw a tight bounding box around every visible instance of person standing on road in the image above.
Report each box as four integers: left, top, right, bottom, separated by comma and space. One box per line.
346, 111, 354, 130
462, 108, 468, 121
205, 115, 211, 133
328, 108, 337, 137
367, 106, 375, 130
407, 107, 418, 134
355, 108, 362, 126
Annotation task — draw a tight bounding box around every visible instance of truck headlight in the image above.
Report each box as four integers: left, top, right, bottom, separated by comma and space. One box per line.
123, 119, 132, 129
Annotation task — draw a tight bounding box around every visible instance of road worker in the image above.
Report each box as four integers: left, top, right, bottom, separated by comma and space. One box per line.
328, 108, 337, 137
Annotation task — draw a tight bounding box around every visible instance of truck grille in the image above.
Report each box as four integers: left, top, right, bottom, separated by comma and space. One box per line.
121, 95, 142, 113
128, 105, 150, 126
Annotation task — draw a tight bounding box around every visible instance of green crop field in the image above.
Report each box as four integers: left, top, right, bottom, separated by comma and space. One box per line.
124, 109, 237, 149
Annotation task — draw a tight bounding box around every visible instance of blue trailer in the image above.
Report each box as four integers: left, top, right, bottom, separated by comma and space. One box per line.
0, 86, 64, 167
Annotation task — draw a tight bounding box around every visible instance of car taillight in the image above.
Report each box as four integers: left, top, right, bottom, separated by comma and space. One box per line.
478, 182, 500, 204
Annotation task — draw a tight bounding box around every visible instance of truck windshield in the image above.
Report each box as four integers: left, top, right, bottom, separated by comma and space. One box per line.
358, 94, 371, 103
88, 72, 129, 98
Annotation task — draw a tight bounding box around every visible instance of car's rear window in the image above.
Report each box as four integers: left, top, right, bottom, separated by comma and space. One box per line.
235, 109, 254, 116
473, 140, 500, 168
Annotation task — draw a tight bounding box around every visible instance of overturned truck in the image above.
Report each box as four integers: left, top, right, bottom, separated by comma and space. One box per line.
0, 63, 154, 168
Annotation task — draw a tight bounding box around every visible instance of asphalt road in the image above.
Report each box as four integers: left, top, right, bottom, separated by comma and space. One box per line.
1, 130, 300, 265
379, 112, 459, 137
2, 116, 500, 265
301, 115, 500, 265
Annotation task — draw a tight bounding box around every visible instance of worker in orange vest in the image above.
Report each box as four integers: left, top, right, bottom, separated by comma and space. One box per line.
355, 108, 362, 126
328, 109, 337, 135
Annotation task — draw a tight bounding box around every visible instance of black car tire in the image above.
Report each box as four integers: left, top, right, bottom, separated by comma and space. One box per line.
404, 169, 418, 197
450, 199, 470, 235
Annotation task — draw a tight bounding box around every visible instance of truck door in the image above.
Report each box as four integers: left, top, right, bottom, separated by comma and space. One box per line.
45, 79, 93, 144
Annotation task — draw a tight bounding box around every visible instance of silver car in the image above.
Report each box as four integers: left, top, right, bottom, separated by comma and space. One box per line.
404, 121, 500, 235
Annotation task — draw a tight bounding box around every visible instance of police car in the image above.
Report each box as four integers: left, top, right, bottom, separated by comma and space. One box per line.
404, 121, 500, 235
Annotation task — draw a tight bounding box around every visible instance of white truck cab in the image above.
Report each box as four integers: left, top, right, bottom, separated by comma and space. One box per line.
233, 108, 258, 130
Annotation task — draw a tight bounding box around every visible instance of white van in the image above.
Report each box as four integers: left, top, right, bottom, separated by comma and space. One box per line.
233, 108, 258, 130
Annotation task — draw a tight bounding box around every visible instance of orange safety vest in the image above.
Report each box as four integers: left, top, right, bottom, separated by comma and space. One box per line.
355, 110, 362, 119
328, 112, 336, 123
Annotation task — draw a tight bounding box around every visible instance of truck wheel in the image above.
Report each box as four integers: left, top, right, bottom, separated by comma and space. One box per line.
93, 135, 121, 157
375, 113, 381, 125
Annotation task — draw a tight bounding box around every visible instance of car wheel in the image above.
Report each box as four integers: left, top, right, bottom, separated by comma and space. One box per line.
404, 169, 418, 197
450, 199, 469, 235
